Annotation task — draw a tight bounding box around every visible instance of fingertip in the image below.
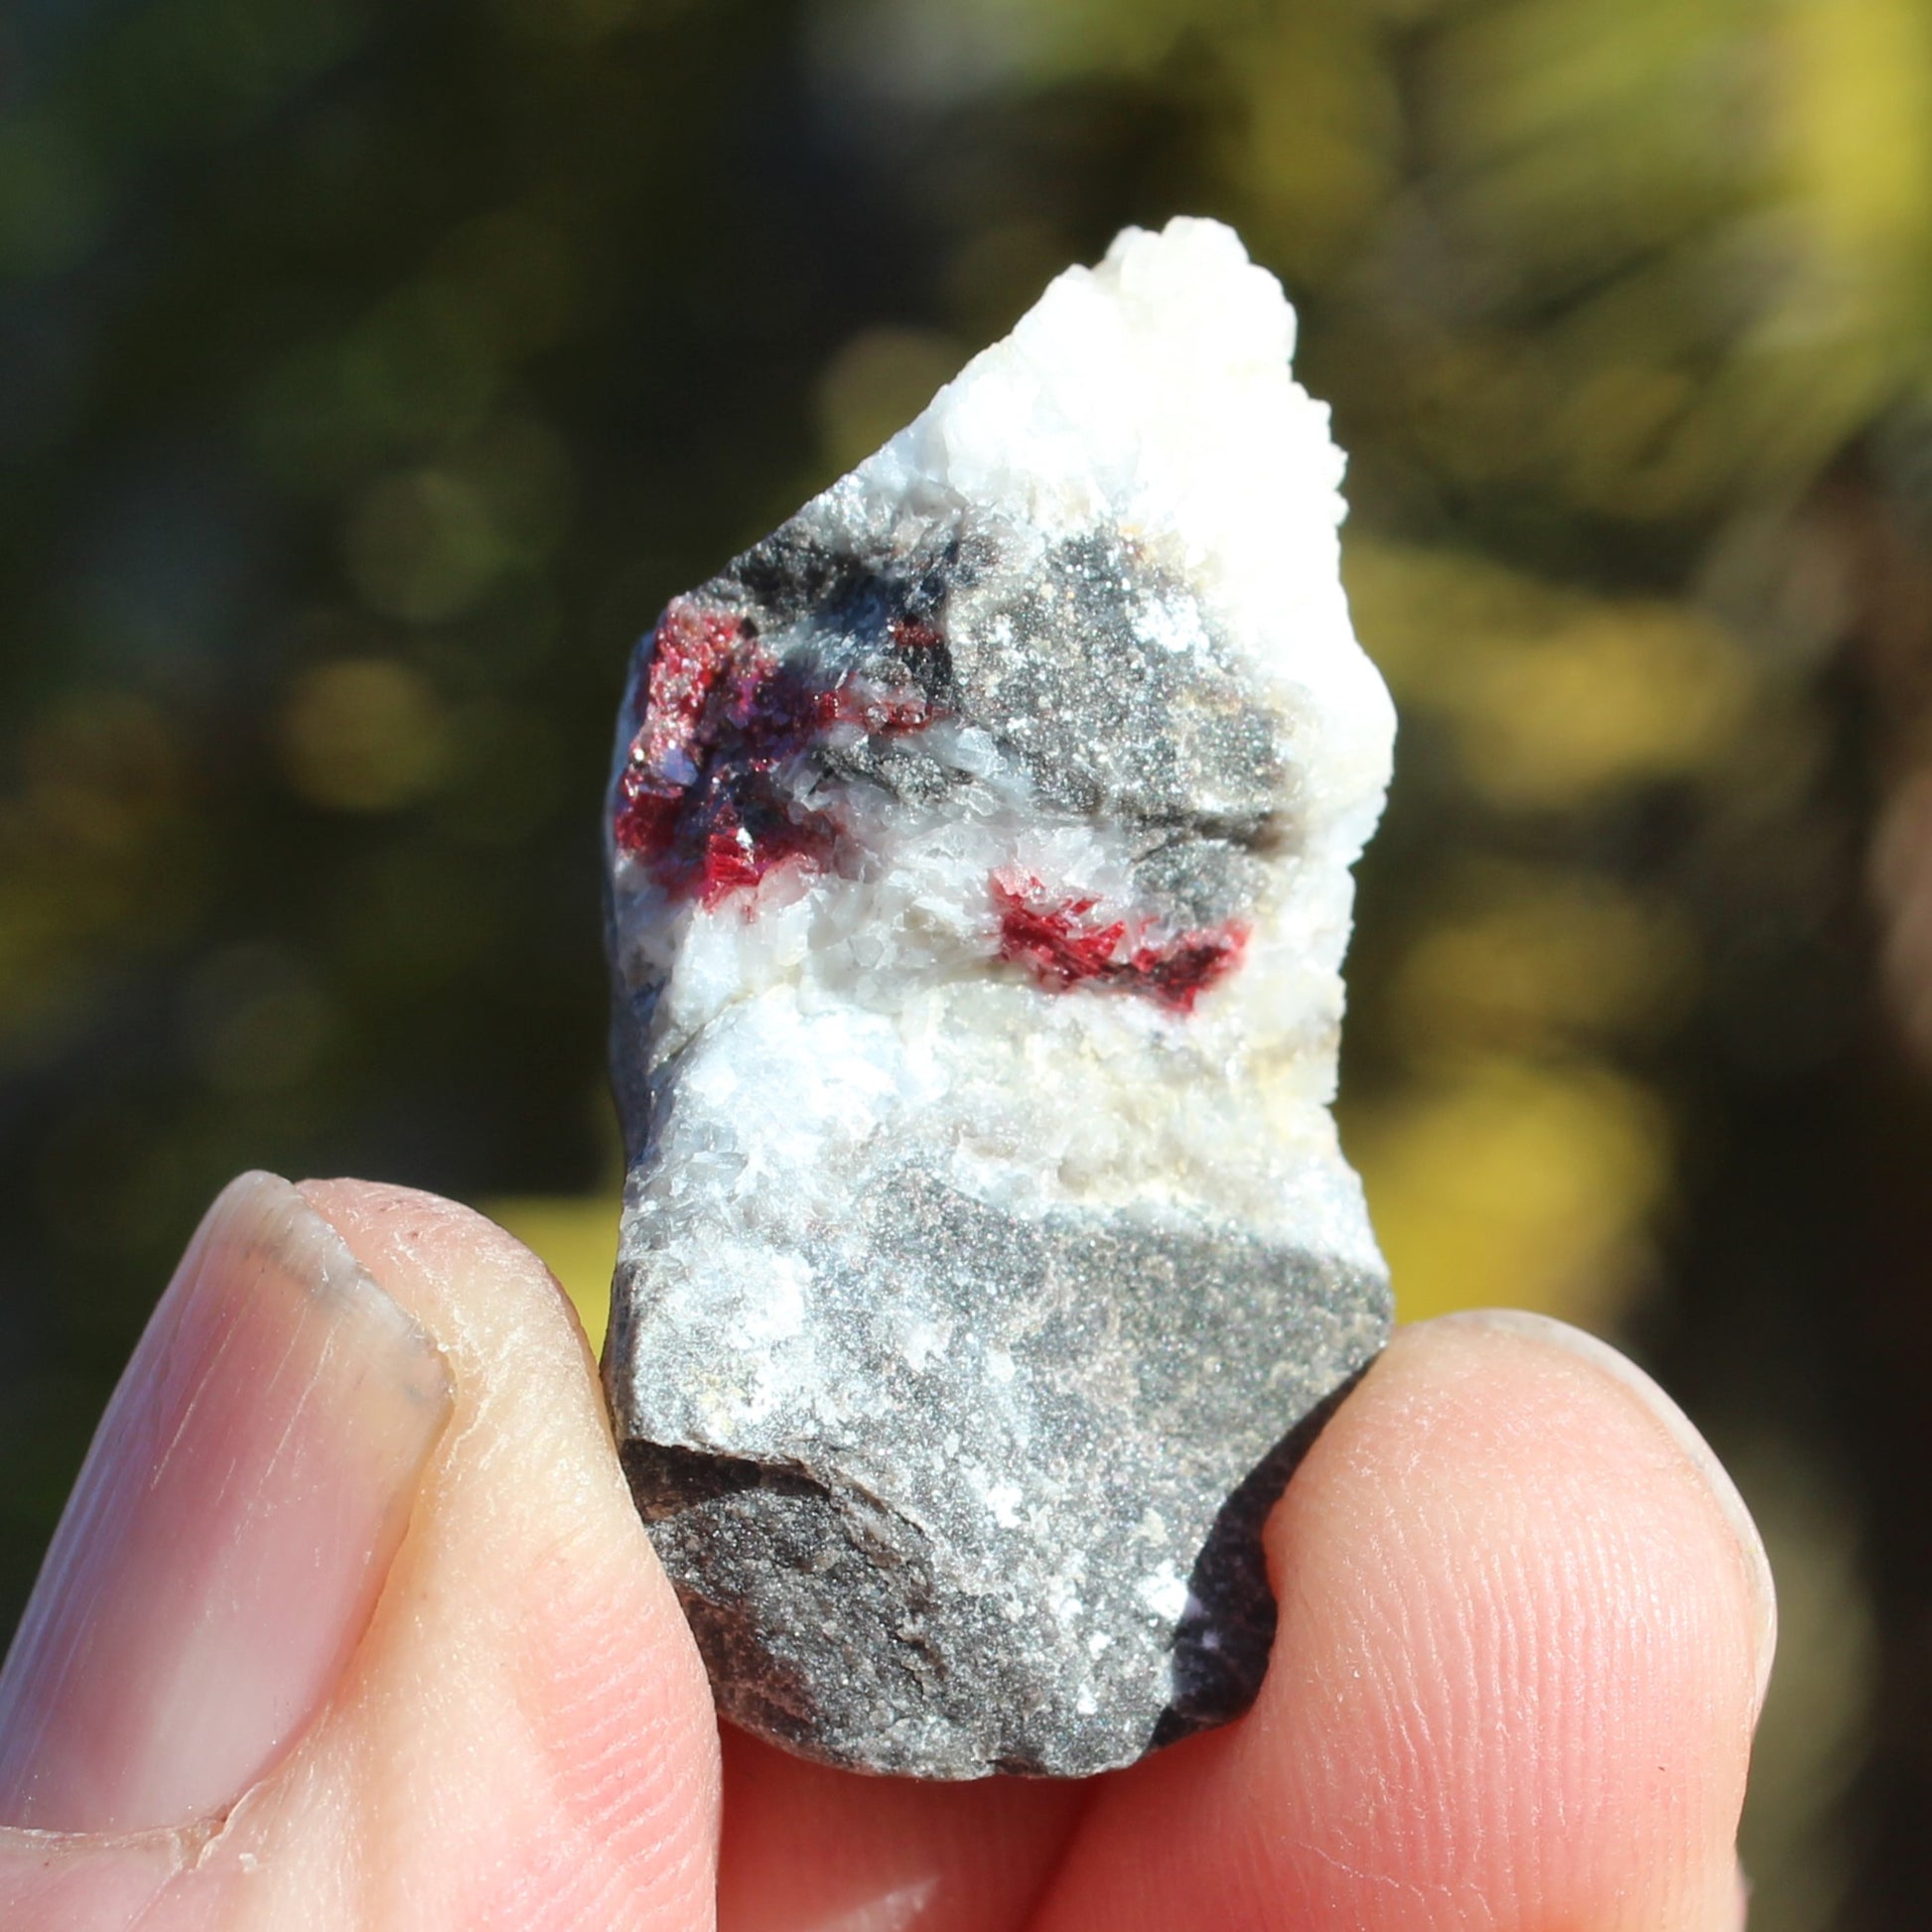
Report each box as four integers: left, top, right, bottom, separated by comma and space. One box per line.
1421, 1309, 1775, 1717
294, 1178, 595, 1384
293, 1177, 722, 1925
1270, 1311, 1774, 1727
1035, 1310, 1768, 1932
0, 1176, 720, 1928
0, 1173, 453, 1835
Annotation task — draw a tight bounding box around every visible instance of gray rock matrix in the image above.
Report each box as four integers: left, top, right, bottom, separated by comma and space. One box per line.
617, 1174, 1385, 1777
603, 219, 1394, 1778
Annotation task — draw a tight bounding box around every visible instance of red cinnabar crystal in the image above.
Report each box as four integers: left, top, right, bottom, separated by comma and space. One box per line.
615, 597, 941, 905
990, 872, 1246, 1013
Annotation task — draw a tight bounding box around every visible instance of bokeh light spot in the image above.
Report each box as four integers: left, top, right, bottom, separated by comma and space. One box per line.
814, 328, 966, 474
345, 472, 503, 623
277, 658, 452, 812
1350, 1055, 1670, 1331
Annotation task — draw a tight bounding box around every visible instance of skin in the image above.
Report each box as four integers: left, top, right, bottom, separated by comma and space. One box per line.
0, 1181, 1771, 1930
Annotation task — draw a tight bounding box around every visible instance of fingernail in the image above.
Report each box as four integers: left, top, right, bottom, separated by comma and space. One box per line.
1432, 1310, 1778, 1720
0, 1172, 452, 1833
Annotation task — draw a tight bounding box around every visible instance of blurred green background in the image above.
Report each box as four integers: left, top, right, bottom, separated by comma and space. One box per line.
6, 0, 1932, 1917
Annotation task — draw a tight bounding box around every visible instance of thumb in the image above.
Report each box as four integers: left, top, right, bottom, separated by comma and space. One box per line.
0, 1173, 719, 1931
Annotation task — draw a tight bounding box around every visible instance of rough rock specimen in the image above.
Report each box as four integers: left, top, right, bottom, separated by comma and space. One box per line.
603, 216, 1396, 1778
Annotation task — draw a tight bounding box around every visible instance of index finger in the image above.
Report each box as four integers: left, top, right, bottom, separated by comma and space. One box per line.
1027, 1311, 1773, 1932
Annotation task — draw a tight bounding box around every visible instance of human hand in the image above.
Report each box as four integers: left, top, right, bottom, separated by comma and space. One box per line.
0, 1173, 1773, 1930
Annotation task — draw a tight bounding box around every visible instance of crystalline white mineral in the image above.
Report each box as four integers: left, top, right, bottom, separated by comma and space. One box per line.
603, 216, 1395, 1778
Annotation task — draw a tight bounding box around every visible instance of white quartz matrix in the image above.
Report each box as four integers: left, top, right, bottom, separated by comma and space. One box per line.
603, 216, 1395, 1779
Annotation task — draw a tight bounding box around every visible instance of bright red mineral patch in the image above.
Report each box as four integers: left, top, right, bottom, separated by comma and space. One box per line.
812, 686, 939, 736
614, 596, 940, 907
991, 871, 1247, 1014
889, 615, 945, 653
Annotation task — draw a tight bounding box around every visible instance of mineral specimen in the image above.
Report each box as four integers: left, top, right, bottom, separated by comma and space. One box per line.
603, 216, 1395, 1778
